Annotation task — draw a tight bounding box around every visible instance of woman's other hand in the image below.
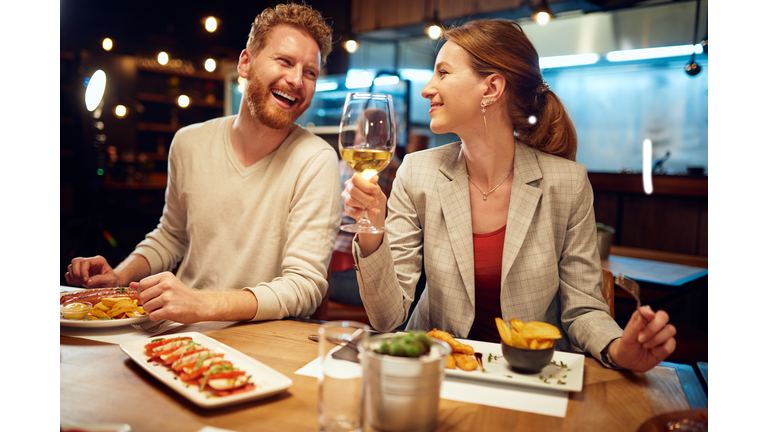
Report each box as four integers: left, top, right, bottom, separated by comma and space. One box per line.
609, 306, 677, 373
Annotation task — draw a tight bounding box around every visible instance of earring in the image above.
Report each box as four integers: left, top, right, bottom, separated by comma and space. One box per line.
481, 98, 495, 137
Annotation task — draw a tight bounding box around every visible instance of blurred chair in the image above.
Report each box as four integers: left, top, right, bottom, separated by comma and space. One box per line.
602, 268, 615, 319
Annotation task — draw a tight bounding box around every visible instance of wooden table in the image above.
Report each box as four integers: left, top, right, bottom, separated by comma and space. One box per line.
61, 319, 706, 432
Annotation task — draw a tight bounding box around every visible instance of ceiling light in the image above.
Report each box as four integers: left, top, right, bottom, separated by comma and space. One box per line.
102, 38, 113, 51
539, 53, 599, 69
606, 44, 703, 62
316, 81, 339, 92
531, 0, 554, 26
205, 17, 217, 33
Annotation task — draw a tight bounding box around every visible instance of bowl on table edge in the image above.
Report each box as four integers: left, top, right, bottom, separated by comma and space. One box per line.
501, 340, 555, 374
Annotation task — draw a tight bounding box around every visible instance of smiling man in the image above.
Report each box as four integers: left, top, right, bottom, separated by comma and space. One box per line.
65, 4, 340, 324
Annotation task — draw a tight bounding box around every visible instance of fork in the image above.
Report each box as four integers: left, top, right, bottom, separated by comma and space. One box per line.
614, 274, 647, 324
132, 319, 168, 333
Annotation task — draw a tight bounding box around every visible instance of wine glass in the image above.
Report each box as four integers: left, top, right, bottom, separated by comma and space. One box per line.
338, 92, 397, 234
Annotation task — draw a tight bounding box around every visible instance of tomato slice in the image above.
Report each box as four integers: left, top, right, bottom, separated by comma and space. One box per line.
172, 352, 224, 373
143, 336, 191, 353
205, 370, 246, 380
163, 347, 207, 366
178, 359, 231, 381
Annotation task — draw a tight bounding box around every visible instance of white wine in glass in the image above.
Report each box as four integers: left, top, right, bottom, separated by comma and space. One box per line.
338, 93, 397, 234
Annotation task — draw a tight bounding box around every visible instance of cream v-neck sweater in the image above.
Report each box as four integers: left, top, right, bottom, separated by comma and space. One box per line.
133, 115, 340, 320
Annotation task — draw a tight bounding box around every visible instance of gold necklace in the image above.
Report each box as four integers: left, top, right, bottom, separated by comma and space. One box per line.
467, 168, 513, 201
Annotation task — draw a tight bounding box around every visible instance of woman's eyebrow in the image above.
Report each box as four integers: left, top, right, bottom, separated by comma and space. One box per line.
434, 61, 446, 70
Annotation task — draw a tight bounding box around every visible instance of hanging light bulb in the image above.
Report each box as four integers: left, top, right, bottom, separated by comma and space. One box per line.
344, 39, 359, 54
205, 16, 218, 33
425, 8, 442, 40
114, 105, 127, 117
531, 0, 554, 26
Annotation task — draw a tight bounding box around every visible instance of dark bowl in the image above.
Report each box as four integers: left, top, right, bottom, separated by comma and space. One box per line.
501, 341, 555, 374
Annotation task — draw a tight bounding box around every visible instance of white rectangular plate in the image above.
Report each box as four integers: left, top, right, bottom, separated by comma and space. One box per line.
120, 332, 293, 408
445, 339, 584, 392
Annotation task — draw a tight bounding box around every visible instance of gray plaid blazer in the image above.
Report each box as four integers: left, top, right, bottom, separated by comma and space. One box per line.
353, 141, 623, 362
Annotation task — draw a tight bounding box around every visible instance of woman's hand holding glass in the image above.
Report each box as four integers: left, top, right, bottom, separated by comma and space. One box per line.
342, 173, 388, 256
338, 93, 396, 234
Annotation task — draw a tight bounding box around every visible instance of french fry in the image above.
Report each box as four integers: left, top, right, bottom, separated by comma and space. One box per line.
89, 308, 109, 319
520, 321, 562, 340
538, 339, 554, 349
495, 318, 514, 346
497, 318, 561, 350
509, 318, 526, 334
508, 326, 528, 348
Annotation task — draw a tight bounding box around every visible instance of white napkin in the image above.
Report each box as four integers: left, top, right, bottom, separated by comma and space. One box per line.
294, 356, 568, 417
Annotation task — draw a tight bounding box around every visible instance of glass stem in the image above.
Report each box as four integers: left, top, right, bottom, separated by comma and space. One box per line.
359, 209, 371, 225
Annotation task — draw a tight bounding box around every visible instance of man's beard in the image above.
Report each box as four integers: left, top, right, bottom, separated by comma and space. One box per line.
244, 71, 305, 130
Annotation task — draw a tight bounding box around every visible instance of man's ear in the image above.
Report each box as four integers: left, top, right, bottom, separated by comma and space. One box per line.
237, 49, 251, 79
482, 73, 506, 102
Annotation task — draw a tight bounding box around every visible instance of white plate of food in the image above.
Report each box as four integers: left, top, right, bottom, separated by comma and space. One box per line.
120, 332, 294, 409
60, 287, 149, 328
60, 314, 151, 328
444, 339, 584, 392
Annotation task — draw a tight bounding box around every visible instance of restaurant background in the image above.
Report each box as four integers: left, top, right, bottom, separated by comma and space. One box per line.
60, 0, 708, 361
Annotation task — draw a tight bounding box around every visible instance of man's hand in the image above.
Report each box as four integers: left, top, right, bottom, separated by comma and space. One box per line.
65, 255, 119, 288
609, 306, 677, 373
132, 272, 259, 324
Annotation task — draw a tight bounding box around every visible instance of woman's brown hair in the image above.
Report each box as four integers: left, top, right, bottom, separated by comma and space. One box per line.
444, 20, 577, 160
247, 2, 333, 66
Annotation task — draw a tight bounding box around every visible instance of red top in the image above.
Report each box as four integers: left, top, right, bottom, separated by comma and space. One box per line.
467, 225, 506, 343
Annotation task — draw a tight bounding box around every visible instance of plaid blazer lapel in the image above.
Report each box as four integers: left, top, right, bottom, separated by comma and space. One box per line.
501, 143, 543, 286
437, 146, 476, 308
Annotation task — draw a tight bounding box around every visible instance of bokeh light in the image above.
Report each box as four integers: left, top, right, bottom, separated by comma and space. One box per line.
205, 17, 217, 32
158, 52, 169, 65
114, 105, 127, 117
178, 95, 190, 107
205, 58, 216, 72
345, 40, 358, 54
427, 25, 442, 40
102, 38, 113, 51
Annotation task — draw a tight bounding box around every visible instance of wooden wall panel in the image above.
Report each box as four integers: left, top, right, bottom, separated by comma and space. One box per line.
620, 195, 702, 255
593, 191, 619, 234
352, 0, 534, 33
698, 200, 708, 256
352, 0, 428, 32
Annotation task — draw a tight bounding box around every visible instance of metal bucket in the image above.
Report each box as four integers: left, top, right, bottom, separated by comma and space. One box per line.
361, 334, 452, 432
